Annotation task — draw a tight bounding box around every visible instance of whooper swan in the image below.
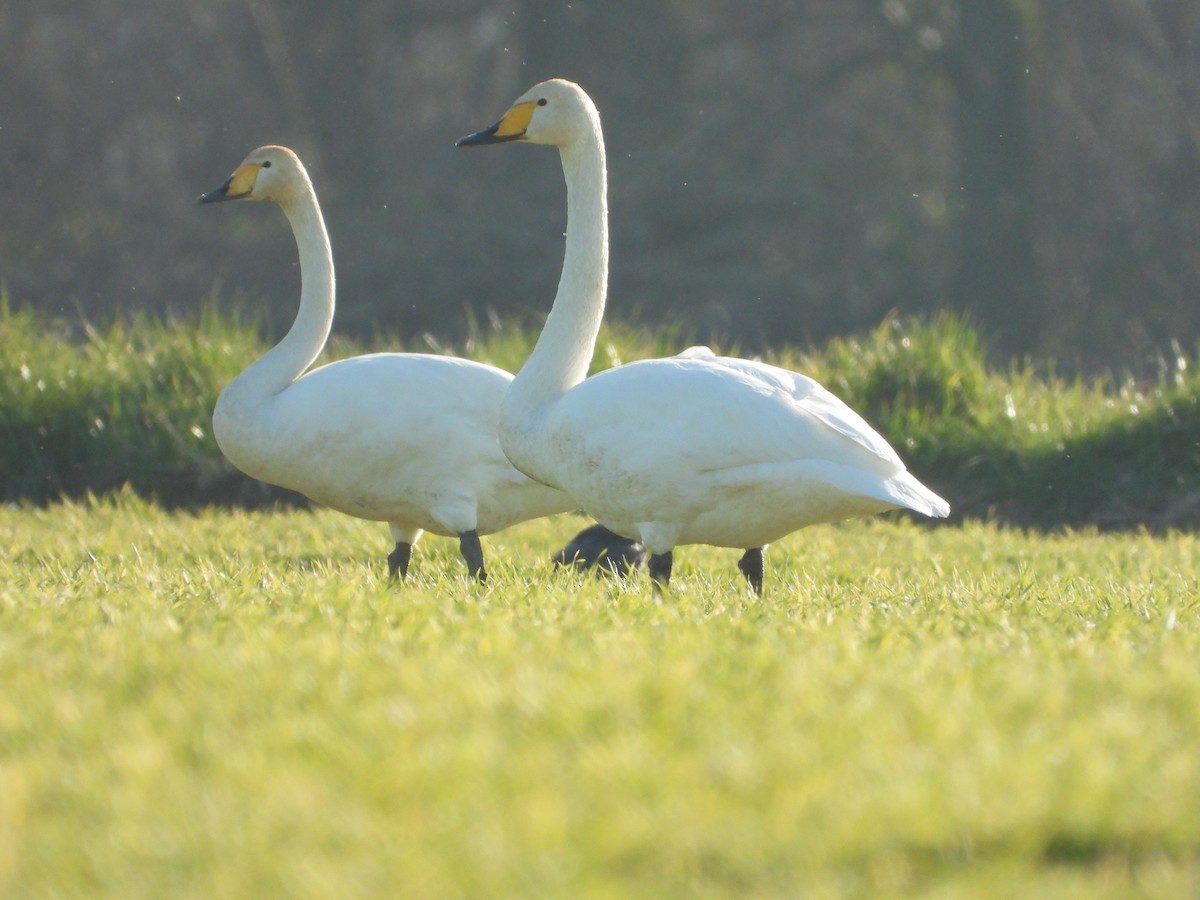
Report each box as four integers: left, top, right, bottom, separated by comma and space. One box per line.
199, 144, 633, 581
458, 80, 950, 594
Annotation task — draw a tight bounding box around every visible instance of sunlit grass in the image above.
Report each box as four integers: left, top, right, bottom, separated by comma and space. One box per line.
2, 497, 1198, 897
4, 299, 1199, 526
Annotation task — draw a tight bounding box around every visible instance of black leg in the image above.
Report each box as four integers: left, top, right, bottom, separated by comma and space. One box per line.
737, 547, 765, 597
458, 529, 487, 582
387, 541, 412, 581
648, 551, 673, 592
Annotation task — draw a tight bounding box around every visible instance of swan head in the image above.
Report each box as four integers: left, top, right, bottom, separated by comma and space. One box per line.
199, 145, 308, 205
456, 78, 599, 149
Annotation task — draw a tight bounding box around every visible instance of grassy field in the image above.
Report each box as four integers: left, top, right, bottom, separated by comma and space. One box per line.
5, 300, 1200, 527
3, 300, 1200, 894
2, 496, 1198, 897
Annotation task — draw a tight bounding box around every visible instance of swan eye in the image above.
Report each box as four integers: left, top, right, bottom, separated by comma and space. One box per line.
537, 98, 547, 107
261, 160, 272, 168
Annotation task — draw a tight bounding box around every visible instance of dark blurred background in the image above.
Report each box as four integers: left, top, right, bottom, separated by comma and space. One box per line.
2, 1, 1198, 370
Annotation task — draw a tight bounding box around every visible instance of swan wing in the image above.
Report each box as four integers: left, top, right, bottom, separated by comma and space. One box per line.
545, 355, 903, 490
275, 353, 510, 449
536, 354, 947, 547
675, 346, 904, 467
222, 353, 570, 532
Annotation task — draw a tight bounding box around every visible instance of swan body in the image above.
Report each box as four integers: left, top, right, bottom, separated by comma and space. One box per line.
459, 80, 949, 593
216, 349, 566, 533
199, 145, 584, 580
534, 346, 948, 552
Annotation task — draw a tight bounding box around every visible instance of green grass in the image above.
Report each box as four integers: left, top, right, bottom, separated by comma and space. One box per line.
4, 299, 1200, 526
4, 298, 1199, 892
2, 496, 1198, 897
0, 299, 259, 505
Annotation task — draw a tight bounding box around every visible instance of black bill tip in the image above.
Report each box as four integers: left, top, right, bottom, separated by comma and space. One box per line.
198, 177, 233, 204
455, 122, 523, 147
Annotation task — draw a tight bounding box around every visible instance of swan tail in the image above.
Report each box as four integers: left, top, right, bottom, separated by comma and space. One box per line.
887, 471, 951, 519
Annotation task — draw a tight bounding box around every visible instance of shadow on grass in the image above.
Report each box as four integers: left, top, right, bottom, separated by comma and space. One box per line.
928, 396, 1200, 531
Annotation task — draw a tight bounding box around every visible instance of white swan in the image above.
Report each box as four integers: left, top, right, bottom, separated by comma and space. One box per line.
458, 79, 950, 594
199, 144, 620, 581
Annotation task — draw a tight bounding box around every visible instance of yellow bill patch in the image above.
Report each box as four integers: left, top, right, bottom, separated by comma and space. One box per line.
225, 163, 262, 198
494, 101, 536, 138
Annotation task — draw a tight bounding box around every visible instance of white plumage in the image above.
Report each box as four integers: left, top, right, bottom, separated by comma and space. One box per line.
459, 80, 949, 593
199, 145, 577, 581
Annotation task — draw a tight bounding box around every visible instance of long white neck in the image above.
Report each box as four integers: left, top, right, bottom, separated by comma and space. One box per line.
230, 185, 334, 403
501, 114, 608, 477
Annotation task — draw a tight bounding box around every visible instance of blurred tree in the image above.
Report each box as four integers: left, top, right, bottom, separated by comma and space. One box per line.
0, 0, 1198, 369
950, 0, 1038, 355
